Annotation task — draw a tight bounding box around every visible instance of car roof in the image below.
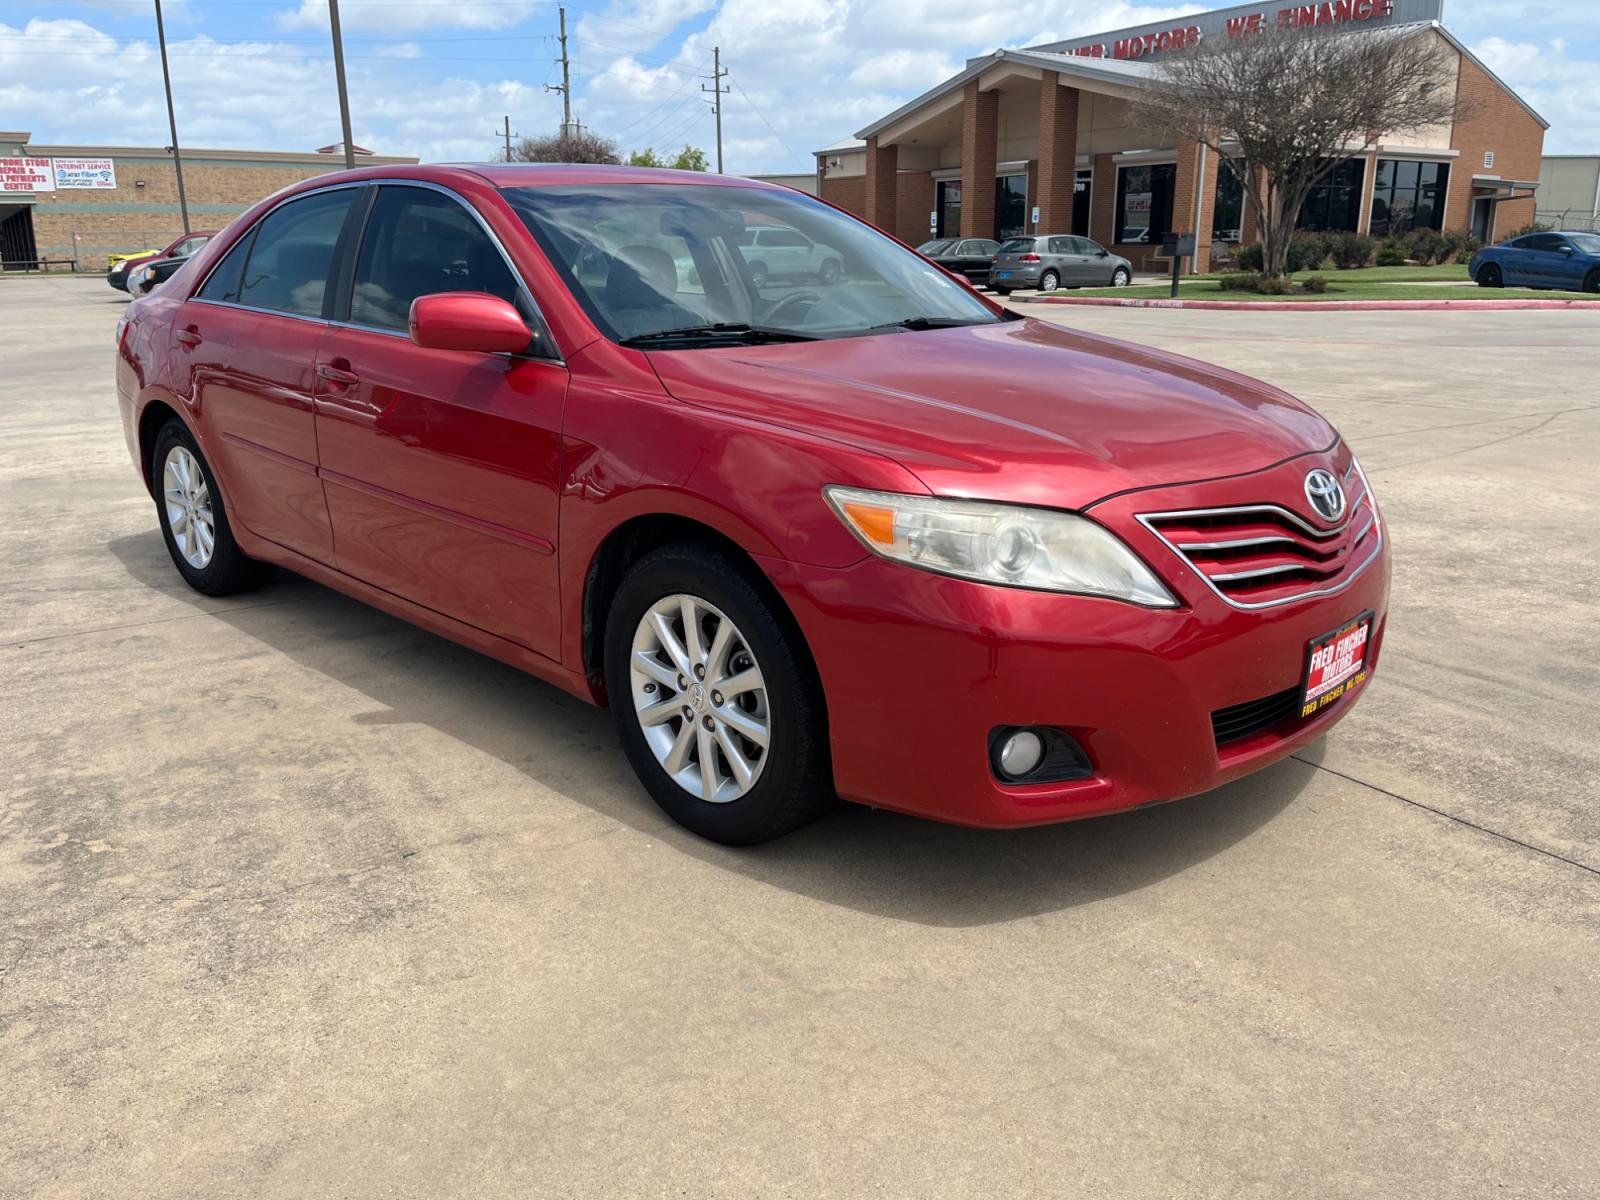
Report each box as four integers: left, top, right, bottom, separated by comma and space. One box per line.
286, 162, 783, 191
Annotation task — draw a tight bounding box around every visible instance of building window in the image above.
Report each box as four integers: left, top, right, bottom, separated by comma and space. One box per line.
1298, 158, 1366, 232
1116, 163, 1175, 245
1370, 160, 1450, 237
936, 179, 962, 238
995, 174, 1028, 241
1213, 160, 1245, 243
1073, 169, 1092, 237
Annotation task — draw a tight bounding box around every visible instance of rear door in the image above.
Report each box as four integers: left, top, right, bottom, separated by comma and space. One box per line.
314, 182, 568, 658
173, 186, 361, 563
1046, 236, 1085, 284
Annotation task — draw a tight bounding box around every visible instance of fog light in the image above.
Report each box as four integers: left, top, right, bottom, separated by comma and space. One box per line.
996, 730, 1045, 780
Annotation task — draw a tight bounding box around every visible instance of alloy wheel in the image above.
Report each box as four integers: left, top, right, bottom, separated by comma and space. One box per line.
1113, 268, 1132, 287
162, 445, 215, 569
629, 593, 770, 803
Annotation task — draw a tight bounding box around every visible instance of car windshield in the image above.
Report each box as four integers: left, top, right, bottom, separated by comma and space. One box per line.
1566, 232, 1600, 253
501, 183, 1000, 345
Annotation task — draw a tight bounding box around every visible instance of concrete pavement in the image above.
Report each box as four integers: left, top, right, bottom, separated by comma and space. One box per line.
3, 276, 1598, 1198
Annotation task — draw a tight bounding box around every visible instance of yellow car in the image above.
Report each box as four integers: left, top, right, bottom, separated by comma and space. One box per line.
106, 247, 163, 270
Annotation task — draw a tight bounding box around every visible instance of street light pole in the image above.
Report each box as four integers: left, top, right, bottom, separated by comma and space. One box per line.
153, 0, 191, 234
328, 0, 356, 169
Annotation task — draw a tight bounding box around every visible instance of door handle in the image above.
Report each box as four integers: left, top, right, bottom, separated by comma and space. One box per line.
175, 329, 202, 347
317, 363, 360, 386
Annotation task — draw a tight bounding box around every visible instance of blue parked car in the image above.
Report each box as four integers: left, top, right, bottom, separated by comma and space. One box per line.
1470, 230, 1600, 293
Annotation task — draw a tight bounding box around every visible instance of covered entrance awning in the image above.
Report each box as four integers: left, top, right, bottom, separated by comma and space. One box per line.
1469, 176, 1539, 241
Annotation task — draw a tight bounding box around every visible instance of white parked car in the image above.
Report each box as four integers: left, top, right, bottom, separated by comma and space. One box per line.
736, 225, 844, 286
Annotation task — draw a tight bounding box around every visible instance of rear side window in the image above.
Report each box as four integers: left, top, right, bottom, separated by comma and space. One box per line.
237, 189, 357, 318
350, 186, 522, 331
997, 238, 1034, 254
758, 228, 810, 248
197, 233, 253, 304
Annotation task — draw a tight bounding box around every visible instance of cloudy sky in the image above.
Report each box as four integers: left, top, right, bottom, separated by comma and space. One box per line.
2, 0, 1596, 172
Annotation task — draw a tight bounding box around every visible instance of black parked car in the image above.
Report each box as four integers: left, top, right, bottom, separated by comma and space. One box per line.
128, 254, 193, 297
916, 237, 1001, 284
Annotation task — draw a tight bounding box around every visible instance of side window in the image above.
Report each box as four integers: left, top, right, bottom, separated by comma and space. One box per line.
350, 186, 522, 331
1531, 234, 1569, 252
762, 228, 809, 248
197, 232, 253, 304
1074, 238, 1102, 255
237, 189, 356, 318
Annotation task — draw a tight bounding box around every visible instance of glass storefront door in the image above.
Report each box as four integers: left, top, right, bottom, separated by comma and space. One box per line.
936, 179, 962, 239
1073, 170, 1091, 237
995, 174, 1027, 241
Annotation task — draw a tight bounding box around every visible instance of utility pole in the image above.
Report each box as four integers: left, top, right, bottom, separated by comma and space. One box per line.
153, 0, 191, 234
544, 6, 573, 134
328, 0, 356, 169
701, 47, 729, 173
499, 116, 519, 161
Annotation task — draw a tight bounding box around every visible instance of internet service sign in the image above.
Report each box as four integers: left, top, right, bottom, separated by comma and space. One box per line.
53, 158, 118, 189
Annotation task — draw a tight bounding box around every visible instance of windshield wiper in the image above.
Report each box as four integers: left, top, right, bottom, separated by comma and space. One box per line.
618, 322, 819, 347
863, 316, 992, 333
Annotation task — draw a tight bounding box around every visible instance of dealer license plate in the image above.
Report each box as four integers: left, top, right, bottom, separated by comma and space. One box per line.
1300, 611, 1373, 719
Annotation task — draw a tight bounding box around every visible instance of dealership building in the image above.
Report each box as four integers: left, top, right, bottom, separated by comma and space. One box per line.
0, 131, 417, 270
814, 0, 1547, 271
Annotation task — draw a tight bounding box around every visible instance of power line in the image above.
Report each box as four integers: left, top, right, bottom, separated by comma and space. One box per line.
729, 74, 806, 170
700, 46, 728, 173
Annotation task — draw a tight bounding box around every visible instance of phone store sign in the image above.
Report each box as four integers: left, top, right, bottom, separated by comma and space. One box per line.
1056, 0, 1441, 62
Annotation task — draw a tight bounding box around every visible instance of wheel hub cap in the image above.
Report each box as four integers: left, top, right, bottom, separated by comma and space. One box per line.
162, 445, 215, 570
629, 594, 770, 804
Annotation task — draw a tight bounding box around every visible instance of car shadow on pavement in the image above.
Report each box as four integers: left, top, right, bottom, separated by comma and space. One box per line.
108, 534, 1310, 927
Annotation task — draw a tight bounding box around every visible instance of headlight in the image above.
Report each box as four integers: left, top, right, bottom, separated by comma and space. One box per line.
824, 486, 1178, 607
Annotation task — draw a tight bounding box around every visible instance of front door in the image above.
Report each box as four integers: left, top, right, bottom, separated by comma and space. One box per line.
313, 183, 567, 659
995, 174, 1028, 242
1470, 197, 1492, 243
175, 185, 361, 563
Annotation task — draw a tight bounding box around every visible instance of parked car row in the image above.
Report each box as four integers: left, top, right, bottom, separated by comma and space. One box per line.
916, 234, 1134, 293
107, 231, 215, 293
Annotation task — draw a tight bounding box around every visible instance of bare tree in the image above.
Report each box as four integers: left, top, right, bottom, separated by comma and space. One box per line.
1134, 25, 1467, 279
507, 129, 621, 165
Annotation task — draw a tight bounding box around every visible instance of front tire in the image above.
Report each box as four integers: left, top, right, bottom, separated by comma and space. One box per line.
604, 544, 833, 844
152, 419, 275, 596
1478, 263, 1503, 288
990, 285, 1011, 296
818, 258, 841, 285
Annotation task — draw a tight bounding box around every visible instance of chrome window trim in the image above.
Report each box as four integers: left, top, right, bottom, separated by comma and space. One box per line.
1136, 497, 1383, 611
189, 176, 564, 364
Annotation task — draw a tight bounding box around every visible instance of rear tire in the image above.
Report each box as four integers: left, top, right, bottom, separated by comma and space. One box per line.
604, 543, 833, 844
1039, 269, 1061, 292
1478, 263, 1503, 288
151, 419, 275, 596
1111, 266, 1132, 287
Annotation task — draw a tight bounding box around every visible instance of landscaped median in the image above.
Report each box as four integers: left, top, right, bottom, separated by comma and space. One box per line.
1034, 264, 1600, 309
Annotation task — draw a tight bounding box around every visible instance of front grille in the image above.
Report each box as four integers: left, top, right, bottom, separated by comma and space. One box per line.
1137, 461, 1380, 609
1211, 686, 1301, 746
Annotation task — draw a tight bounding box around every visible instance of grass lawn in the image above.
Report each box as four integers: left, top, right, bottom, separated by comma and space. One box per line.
1051, 278, 1592, 302
1196, 263, 1473, 284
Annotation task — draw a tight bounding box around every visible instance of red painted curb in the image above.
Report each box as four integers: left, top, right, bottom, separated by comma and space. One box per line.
1027, 296, 1600, 312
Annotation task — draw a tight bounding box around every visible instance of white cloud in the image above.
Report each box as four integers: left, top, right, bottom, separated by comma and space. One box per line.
276, 0, 544, 34
1471, 35, 1600, 154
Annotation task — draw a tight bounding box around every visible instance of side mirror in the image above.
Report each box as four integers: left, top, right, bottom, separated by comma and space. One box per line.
1096, 248, 1110, 258
409, 292, 531, 354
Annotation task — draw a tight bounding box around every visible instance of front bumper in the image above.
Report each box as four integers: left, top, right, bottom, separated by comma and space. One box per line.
759, 476, 1391, 828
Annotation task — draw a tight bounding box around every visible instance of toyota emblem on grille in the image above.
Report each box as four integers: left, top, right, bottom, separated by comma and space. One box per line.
1304, 469, 1346, 522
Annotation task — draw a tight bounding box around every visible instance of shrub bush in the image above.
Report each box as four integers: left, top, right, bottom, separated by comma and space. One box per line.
1375, 239, 1408, 267
1329, 233, 1377, 270
1286, 232, 1330, 273
1218, 272, 1261, 291
1402, 229, 1450, 266
1440, 229, 1482, 262
1233, 242, 1265, 272
1256, 274, 1295, 295
1301, 273, 1329, 294
1504, 222, 1553, 241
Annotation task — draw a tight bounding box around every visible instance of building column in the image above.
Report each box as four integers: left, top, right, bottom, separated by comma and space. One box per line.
865, 135, 897, 234
1171, 135, 1219, 273
1037, 73, 1080, 235
1090, 152, 1117, 250
960, 81, 998, 238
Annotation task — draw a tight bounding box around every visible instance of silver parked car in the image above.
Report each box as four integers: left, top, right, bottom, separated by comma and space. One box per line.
989, 234, 1133, 294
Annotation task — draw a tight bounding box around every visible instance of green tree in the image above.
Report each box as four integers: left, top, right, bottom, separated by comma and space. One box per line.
626, 144, 710, 172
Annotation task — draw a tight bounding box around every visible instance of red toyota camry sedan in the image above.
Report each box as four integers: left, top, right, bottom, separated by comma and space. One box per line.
115, 164, 1389, 844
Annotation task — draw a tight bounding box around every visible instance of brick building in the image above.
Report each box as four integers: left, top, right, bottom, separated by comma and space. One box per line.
813, 0, 1547, 272
0, 131, 418, 270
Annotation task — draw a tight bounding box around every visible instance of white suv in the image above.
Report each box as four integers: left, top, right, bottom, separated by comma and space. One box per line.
736, 225, 844, 286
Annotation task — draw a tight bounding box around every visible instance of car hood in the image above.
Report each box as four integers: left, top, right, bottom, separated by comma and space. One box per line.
646, 318, 1337, 509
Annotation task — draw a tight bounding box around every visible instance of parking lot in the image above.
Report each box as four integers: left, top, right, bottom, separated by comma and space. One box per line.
4, 275, 1598, 1197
